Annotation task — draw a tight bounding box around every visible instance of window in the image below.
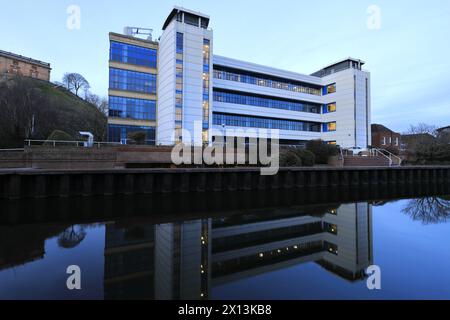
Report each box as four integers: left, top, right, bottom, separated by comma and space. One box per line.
327, 141, 337, 145
382, 137, 386, 146
108, 124, 156, 145
213, 113, 321, 132
324, 242, 338, 255
327, 103, 336, 113
184, 13, 199, 27
109, 68, 157, 94
323, 122, 336, 132
175, 32, 184, 142
202, 39, 211, 134
323, 103, 336, 113
324, 83, 336, 95
214, 89, 320, 114
108, 96, 156, 120
395, 137, 399, 146
110, 41, 157, 68
324, 223, 338, 235
213, 66, 322, 96
176, 32, 184, 53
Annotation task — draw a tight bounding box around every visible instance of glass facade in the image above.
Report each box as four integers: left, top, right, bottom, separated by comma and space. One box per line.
202, 38, 211, 142
175, 32, 184, 143
213, 113, 321, 132
110, 41, 157, 68
109, 68, 157, 94
108, 124, 156, 145
108, 96, 156, 121
213, 66, 322, 96
213, 89, 321, 114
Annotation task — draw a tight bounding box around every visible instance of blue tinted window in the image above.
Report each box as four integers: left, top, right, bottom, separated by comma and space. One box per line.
108, 96, 156, 121
176, 33, 184, 53
109, 68, 156, 94
213, 90, 320, 114
213, 113, 321, 132
213, 66, 322, 96
108, 124, 156, 145
110, 41, 157, 68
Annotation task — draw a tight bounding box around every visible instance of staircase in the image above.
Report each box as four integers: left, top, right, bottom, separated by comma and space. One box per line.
343, 155, 390, 167
341, 148, 402, 167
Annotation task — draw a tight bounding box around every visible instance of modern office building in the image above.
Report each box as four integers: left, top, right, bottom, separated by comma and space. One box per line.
0, 49, 51, 81
108, 6, 371, 148
108, 31, 158, 144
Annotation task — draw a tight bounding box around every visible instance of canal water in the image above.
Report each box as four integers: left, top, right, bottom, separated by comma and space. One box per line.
1, 190, 450, 300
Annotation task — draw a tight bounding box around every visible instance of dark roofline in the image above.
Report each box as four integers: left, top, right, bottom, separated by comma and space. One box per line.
162, 8, 178, 30
162, 7, 210, 30
109, 32, 159, 46
437, 125, 450, 132
0, 49, 51, 69
371, 124, 400, 134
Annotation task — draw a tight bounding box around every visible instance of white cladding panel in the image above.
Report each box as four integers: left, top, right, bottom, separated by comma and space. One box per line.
157, 21, 177, 145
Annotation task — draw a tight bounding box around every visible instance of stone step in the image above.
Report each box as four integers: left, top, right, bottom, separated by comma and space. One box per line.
343, 156, 390, 167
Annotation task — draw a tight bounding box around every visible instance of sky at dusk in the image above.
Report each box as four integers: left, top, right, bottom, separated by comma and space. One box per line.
1, 0, 449, 132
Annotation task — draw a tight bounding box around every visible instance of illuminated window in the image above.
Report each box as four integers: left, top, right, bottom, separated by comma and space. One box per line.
327, 103, 336, 113
325, 83, 336, 94
327, 141, 337, 145
325, 223, 338, 235
327, 122, 337, 132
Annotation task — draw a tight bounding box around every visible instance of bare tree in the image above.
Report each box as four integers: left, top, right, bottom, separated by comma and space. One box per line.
85, 92, 100, 105
403, 123, 438, 152
405, 123, 438, 136
86, 93, 108, 115
98, 97, 109, 115
403, 197, 450, 224
62, 73, 90, 97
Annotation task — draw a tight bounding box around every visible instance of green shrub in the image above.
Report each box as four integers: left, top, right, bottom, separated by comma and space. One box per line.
46, 130, 73, 142
415, 143, 450, 163
306, 140, 339, 164
279, 148, 316, 167
280, 149, 302, 167
128, 131, 147, 145
294, 149, 315, 167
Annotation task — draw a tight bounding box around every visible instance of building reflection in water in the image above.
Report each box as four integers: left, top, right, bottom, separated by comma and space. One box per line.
104, 202, 373, 300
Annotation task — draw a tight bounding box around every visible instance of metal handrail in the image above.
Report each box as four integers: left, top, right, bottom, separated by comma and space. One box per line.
371, 148, 393, 166
341, 147, 403, 167
25, 140, 123, 148
377, 148, 403, 166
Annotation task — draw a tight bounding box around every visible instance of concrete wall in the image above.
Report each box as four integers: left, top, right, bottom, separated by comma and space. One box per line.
1, 166, 449, 200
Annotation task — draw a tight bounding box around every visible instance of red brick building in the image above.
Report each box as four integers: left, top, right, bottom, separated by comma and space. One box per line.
0, 49, 51, 81
371, 124, 401, 151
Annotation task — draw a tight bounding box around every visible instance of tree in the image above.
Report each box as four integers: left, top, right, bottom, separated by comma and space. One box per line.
406, 123, 437, 136
0, 76, 56, 147
62, 73, 90, 97
0, 76, 107, 148
403, 197, 450, 225
86, 93, 108, 115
